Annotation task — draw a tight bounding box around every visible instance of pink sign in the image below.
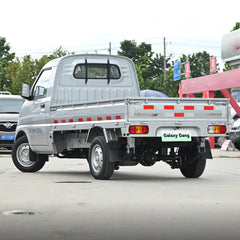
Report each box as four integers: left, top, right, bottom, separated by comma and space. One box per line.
210, 57, 217, 73
184, 63, 190, 79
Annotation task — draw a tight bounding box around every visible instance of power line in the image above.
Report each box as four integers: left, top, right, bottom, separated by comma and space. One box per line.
14, 37, 222, 60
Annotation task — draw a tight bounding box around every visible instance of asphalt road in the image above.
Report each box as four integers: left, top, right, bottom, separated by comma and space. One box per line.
0, 149, 240, 240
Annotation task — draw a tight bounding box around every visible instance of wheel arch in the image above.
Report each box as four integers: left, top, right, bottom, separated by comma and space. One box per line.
15, 130, 33, 149
15, 130, 27, 141
87, 127, 104, 143
87, 127, 120, 144
87, 127, 122, 164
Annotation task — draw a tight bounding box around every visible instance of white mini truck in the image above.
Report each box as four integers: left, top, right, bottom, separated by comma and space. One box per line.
12, 54, 230, 180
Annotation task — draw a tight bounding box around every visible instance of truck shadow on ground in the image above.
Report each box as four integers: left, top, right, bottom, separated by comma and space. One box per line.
36, 170, 209, 183
111, 171, 209, 182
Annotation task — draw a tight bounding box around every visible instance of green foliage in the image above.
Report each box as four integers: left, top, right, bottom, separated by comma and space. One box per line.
0, 37, 15, 91
118, 40, 212, 97
6, 56, 35, 94
181, 51, 212, 78
6, 46, 70, 94
118, 40, 154, 86
231, 22, 240, 31
151, 68, 179, 97
223, 63, 231, 72
134, 64, 145, 89
118, 40, 173, 94
2, 36, 226, 98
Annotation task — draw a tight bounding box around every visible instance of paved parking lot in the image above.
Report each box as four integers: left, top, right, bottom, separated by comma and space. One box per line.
0, 149, 240, 240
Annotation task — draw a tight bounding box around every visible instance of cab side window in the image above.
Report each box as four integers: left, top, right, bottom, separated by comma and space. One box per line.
33, 68, 52, 99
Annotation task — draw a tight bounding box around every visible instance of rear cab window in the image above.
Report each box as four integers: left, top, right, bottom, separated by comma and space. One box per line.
73, 63, 121, 81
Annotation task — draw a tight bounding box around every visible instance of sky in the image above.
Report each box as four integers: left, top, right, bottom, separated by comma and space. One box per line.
0, 0, 239, 67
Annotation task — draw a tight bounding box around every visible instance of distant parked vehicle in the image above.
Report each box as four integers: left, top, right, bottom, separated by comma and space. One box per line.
0, 94, 24, 150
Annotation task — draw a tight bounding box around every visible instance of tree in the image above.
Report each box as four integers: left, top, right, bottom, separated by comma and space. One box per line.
181, 51, 212, 78
6, 56, 36, 94
6, 46, 70, 94
231, 22, 240, 32
149, 53, 170, 79
135, 64, 145, 90
118, 40, 138, 61
0, 37, 15, 91
151, 67, 179, 97
35, 46, 72, 77
118, 40, 154, 88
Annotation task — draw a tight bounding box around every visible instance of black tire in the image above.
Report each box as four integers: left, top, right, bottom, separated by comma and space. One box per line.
180, 155, 206, 178
12, 136, 47, 172
88, 136, 114, 180
234, 142, 240, 151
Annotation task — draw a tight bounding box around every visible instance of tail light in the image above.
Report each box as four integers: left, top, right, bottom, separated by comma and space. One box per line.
129, 126, 149, 134
208, 125, 226, 134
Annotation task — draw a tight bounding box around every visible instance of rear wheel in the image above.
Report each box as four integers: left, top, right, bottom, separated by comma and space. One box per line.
180, 155, 206, 178
89, 136, 114, 180
234, 142, 240, 151
12, 136, 47, 172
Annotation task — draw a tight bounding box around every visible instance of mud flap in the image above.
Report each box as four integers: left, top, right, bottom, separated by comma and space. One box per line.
205, 139, 212, 159
107, 141, 122, 163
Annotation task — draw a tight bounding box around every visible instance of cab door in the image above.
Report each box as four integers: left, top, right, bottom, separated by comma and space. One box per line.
22, 68, 52, 147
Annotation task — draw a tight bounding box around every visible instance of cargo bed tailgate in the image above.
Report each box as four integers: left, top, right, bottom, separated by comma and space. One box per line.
125, 97, 230, 137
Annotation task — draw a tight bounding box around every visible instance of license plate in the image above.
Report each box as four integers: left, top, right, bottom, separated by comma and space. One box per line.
161, 130, 191, 142
0, 134, 15, 140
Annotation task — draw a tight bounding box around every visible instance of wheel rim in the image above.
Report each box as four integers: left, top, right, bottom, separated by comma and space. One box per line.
91, 144, 103, 174
16, 143, 34, 168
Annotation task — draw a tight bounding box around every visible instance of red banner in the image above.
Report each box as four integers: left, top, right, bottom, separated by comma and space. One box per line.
184, 63, 190, 79
210, 57, 217, 73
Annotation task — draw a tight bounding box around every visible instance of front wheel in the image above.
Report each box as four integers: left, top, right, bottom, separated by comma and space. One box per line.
180, 155, 206, 178
88, 136, 114, 180
12, 136, 47, 172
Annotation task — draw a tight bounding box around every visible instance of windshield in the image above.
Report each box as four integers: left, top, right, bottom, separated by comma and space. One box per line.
0, 98, 25, 114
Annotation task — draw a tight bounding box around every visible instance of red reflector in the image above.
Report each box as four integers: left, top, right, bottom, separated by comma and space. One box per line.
78, 118, 83, 122
116, 116, 121, 120
61, 120, 66, 123
174, 113, 184, 117
215, 126, 227, 134
204, 106, 214, 110
184, 106, 194, 110
69, 119, 74, 122
106, 116, 112, 120
144, 105, 154, 110
97, 117, 102, 121
220, 126, 226, 133
164, 105, 174, 110
54, 120, 58, 124
208, 125, 227, 134
129, 126, 149, 134
87, 118, 92, 121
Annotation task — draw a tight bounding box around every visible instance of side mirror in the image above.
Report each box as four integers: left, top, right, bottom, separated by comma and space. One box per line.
21, 83, 31, 99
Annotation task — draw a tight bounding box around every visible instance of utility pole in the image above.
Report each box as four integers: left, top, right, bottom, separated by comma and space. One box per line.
108, 42, 112, 55
163, 37, 166, 81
